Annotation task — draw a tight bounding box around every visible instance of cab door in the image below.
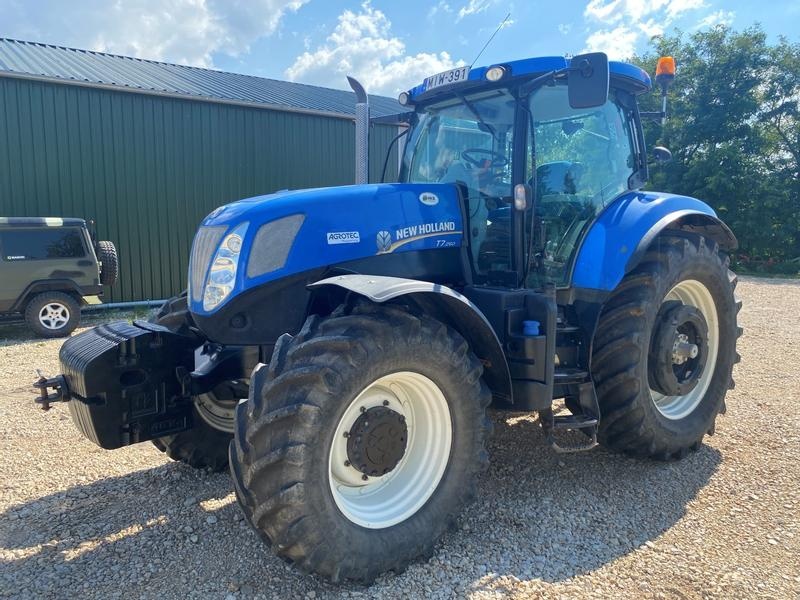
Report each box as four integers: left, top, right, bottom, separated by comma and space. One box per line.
524, 84, 640, 290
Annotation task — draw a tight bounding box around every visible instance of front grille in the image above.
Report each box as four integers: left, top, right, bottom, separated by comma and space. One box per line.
189, 226, 226, 302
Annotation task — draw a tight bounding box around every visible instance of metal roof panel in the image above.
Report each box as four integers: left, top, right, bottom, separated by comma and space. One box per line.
0, 38, 405, 118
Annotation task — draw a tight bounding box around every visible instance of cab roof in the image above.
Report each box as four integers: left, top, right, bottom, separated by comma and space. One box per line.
0, 217, 86, 227
406, 55, 651, 104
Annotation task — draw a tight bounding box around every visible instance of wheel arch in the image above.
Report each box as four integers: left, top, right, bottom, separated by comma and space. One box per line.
572, 192, 738, 292
13, 280, 89, 312
308, 274, 512, 401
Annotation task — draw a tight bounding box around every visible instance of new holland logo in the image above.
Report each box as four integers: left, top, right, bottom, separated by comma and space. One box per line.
419, 192, 439, 206
376, 230, 392, 252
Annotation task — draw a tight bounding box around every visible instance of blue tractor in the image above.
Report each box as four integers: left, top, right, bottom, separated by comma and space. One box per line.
36, 53, 741, 583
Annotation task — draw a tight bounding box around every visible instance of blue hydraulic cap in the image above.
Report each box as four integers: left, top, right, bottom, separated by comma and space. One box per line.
400, 55, 651, 105
523, 320, 541, 336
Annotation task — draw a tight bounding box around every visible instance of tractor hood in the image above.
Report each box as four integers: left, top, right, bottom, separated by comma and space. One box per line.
188, 183, 465, 314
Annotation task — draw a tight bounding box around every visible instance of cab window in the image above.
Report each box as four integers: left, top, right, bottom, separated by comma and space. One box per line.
0, 228, 86, 261
527, 84, 637, 287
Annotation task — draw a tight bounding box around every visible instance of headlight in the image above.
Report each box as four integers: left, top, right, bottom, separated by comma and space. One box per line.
203, 222, 248, 311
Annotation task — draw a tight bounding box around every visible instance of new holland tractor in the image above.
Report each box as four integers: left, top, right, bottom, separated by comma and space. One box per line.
35, 53, 741, 583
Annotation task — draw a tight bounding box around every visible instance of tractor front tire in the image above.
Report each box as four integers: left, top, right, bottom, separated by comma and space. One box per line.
230, 301, 491, 583
591, 233, 741, 459
149, 293, 237, 472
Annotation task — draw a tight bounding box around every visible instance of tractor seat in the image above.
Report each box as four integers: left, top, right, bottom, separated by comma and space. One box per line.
532, 161, 584, 197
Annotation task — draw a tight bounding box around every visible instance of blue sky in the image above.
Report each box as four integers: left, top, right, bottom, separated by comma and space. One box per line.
2, 1, 798, 96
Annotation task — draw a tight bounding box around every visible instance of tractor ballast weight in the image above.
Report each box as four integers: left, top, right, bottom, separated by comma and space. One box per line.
37, 52, 742, 584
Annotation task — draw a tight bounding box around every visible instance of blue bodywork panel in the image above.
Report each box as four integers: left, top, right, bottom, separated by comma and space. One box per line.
571, 191, 719, 291
192, 183, 464, 315
406, 56, 651, 103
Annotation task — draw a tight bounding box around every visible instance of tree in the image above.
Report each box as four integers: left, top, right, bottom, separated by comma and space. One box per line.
632, 26, 799, 271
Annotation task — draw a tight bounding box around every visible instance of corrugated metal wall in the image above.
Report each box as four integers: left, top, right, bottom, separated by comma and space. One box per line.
0, 76, 400, 302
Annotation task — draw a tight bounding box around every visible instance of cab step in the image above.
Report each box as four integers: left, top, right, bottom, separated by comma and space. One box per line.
539, 380, 600, 453
553, 368, 589, 385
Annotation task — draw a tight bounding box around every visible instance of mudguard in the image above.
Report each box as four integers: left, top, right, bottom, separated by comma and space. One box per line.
571, 191, 737, 291
309, 274, 512, 401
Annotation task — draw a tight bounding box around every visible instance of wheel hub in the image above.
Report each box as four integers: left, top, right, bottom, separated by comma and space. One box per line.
649, 301, 709, 397
346, 406, 408, 477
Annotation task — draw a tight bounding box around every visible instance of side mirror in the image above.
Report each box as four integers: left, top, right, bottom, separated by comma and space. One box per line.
652, 146, 672, 164
567, 52, 610, 109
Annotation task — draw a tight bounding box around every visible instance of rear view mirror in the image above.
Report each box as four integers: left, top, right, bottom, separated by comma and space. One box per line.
568, 52, 610, 109
651, 146, 672, 164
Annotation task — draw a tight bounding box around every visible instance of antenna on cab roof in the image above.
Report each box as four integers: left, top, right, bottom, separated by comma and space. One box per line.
470, 12, 512, 68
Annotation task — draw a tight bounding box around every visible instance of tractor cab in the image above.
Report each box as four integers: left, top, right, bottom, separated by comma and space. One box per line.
396, 54, 650, 290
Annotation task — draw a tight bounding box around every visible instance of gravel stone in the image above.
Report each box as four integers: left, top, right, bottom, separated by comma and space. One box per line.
1, 278, 799, 599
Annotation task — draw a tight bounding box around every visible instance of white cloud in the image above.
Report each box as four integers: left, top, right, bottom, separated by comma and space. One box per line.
286, 2, 464, 95
558, 23, 573, 36
665, 0, 706, 19
428, 1, 453, 18
0, 0, 307, 68
584, 24, 640, 59
457, 0, 495, 21
695, 9, 735, 29
582, 0, 707, 59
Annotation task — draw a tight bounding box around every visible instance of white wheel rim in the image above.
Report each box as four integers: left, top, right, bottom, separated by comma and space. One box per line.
195, 391, 239, 433
650, 279, 719, 420
328, 371, 452, 529
38, 302, 70, 330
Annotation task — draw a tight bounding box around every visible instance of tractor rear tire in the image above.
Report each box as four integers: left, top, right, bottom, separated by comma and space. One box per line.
229, 301, 491, 583
149, 293, 237, 472
591, 233, 741, 459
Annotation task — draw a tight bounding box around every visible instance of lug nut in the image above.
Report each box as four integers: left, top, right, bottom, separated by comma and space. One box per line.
383, 400, 389, 406
344, 460, 351, 467
343, 431, 350, 438
360, 406, 366, 413
361, 474, 369, 481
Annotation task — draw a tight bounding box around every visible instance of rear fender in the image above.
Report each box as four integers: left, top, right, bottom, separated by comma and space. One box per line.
308, 274, 512, 401
572, 192, 737, 291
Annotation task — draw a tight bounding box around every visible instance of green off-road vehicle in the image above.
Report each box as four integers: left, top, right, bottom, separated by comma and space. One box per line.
0, 217, 118, 337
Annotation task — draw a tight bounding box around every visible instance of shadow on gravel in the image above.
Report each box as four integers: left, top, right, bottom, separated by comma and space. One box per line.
0, 412, 722, 596
464, 414, 723, 590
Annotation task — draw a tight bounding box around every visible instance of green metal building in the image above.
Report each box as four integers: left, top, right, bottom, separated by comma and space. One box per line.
0, 39, 404, 302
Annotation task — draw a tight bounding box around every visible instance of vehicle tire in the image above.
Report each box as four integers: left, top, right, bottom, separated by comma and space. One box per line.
149, 293, 238, 472
591, 233, 742, 459
96, 241, 118, 286
230, 301, 492, 583
24, 292, 80, 338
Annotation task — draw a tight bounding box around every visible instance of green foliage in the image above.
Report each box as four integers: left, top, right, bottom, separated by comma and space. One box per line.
631, 26, 799, 266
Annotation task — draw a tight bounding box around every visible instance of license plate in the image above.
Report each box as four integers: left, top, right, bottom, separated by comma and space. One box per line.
424, 66, 470, 91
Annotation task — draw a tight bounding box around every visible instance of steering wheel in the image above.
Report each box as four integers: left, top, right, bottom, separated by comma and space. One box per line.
461, 148, 508, 168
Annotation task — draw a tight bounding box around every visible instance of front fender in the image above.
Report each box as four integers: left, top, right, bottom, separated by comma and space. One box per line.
571, 191, 737, 291
308, 274, 512, 401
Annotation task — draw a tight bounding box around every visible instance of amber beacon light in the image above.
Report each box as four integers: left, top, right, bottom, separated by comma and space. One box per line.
655, 56, 676, 90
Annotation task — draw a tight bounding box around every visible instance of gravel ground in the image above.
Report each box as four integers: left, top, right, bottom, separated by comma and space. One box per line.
1, 278, 798, 599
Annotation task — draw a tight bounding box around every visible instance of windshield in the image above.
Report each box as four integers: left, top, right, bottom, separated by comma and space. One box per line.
400, 88, 517, 275
401, 89, 516, 195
